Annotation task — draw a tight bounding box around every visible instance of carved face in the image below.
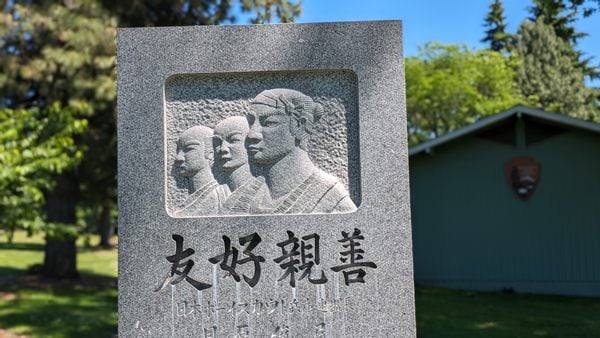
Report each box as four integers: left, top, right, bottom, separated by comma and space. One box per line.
175, 131, 210, 177
213, 116, 249, 171
246, 103, 297, 165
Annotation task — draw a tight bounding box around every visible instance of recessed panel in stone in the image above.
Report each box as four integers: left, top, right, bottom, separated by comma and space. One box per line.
164, 71, 360, 217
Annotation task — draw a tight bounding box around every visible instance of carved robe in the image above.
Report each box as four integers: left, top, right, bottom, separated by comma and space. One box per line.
222, 170, 356, 215
219, 176, 265, 215
174, 180, 224, 217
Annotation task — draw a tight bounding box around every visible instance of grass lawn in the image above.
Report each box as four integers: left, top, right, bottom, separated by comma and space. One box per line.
416, 285, 600, 337
2, 231, 600, 337
0, 231, 117, 338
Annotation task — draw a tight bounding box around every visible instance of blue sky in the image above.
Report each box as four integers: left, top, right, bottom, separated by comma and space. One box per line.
232, 0, 600, 85
297, 0, 600, 61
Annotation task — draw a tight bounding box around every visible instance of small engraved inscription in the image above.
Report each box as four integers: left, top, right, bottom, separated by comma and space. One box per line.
176, 295, 353, 318
315, 322, 326, 338
271, 325, 290, 338
236, 325, 250, 338
170, 290, 354, 337
203, 326, 217, 338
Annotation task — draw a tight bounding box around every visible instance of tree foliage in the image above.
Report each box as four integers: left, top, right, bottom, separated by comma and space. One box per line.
241, 0, 301, 24
0, 2, 116, 111
407, 0, 600, 146
481, 0, 512, 52
528, 0, 599, 78
515, 18, 599, 121
97, 0, 301, 26
0, 1, 117, 246
0, 104, 86, 242
529, 0, 586, 44
406, 44, 527, 145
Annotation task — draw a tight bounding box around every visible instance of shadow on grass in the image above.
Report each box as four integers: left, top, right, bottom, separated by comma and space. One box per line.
0, 273, 117, 291
79, 245, 117, 253
0, 241, 115, 253
0, 232, 118, 337
0, 272, 118, 338
0, 267, 25, 278
0, 242, 45, 251
0, 286, 117, 338
415, 285, 600, 338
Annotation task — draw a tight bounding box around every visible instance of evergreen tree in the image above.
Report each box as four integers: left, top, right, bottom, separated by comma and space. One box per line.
515, 18, 599, 121
583, 0, 600, 16
481, 0, 512, 52
529, 0, 585, 44
528, 0, 599, 78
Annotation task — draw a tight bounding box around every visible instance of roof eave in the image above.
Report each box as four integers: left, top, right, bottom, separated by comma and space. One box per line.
408, 105, 600, 156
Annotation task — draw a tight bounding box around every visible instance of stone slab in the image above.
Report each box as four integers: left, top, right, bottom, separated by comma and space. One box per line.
117, 21, 415, 337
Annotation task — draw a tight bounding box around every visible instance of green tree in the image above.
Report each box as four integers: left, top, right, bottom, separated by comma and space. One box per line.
529, 0, 585, 44
481, 0, 512, 52
0, 104, 86, 245
406, 43, 526, 145
515, 18, 598, 121
583, 0, 600, 15
98, 0, 301, 26
0, 1, 116, 276
241, 0, 301, 24
528, 0, 599, 78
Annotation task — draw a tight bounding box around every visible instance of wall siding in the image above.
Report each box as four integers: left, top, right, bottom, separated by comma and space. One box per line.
410, 129, 600, 296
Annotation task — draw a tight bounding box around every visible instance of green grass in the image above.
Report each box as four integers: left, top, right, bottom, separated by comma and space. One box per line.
0, 231, 117, 278
0, 231, 117, 338
0, 287, 117, 338
416, 285, 600, 337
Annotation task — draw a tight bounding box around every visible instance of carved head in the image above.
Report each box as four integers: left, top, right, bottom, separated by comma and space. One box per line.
213, 116, 249, 172
175, 125, 214, 177
246, 89, 323, 165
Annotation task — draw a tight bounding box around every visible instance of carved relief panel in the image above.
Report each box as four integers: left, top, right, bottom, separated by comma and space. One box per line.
165, 71, 361, 217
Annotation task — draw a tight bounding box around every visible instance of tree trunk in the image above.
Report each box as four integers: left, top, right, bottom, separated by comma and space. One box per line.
43, 237, 78, 278
7, 226, 15, 244
42, 172, 79, 279
97, 202, 114, 248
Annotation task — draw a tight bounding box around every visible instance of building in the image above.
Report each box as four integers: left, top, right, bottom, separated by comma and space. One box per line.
409, 106, 600, 296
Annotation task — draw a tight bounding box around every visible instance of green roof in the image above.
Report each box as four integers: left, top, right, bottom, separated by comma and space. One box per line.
409, 105, 600, 156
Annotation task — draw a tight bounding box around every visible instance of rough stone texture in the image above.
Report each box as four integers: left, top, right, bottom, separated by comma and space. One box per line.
118, 21, 415, 337
165, 71, 359, 214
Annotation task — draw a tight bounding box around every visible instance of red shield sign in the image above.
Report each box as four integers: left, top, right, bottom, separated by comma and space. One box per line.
505, 156, 541, 200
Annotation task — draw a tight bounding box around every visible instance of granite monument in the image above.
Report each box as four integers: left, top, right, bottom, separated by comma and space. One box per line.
118, 21, 415, 337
